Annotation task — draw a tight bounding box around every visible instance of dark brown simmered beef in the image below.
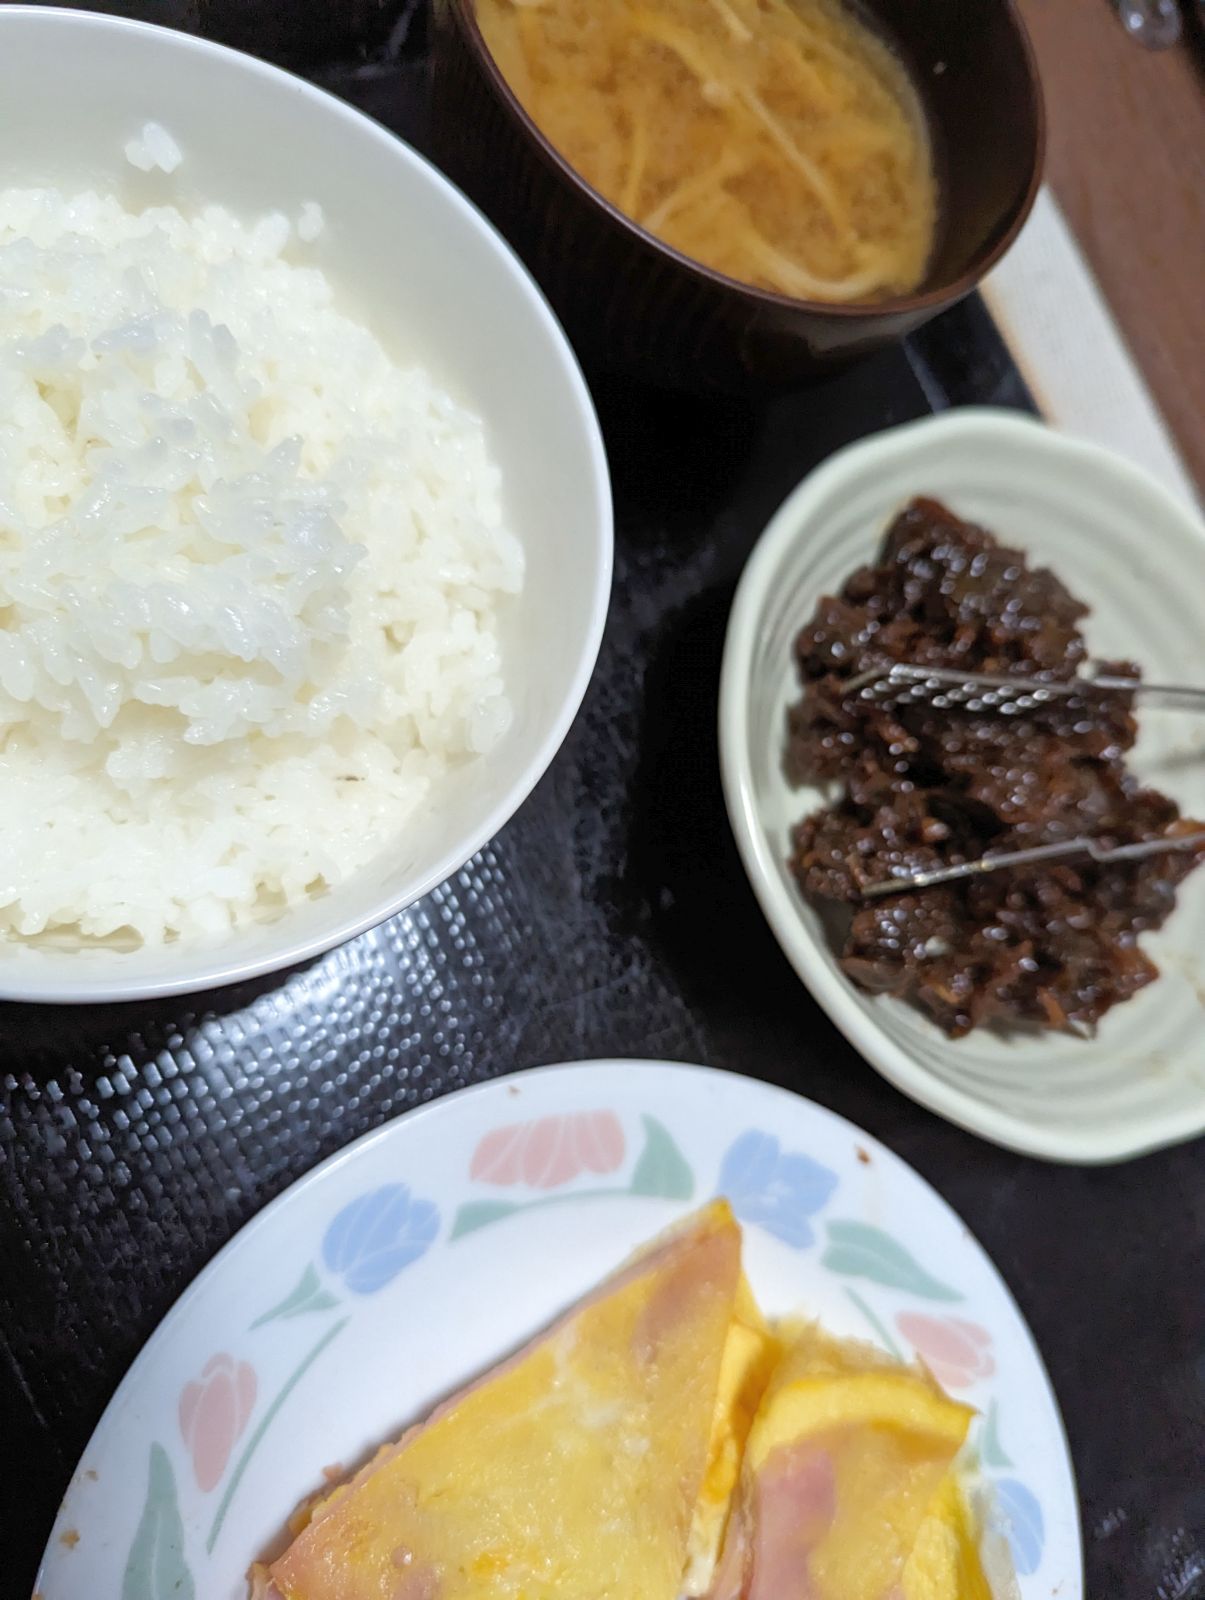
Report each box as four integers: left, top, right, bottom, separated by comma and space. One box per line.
786, 497, 1203, 1038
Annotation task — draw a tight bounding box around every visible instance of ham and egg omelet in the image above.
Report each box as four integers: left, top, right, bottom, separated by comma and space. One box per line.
253, 1202, 1008, 1600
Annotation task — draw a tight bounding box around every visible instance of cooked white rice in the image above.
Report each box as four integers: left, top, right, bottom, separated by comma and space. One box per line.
0, 188, 523, 945
123, 121, 184, 174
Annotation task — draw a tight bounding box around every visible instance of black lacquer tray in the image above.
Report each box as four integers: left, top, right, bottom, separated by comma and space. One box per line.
2, 7, 1202, 1597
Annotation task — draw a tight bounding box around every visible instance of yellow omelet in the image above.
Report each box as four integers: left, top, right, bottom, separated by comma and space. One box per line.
903, 1474, 994, 1600
255, 1216, 1005, 1600
682, 1277, 781, 1595
258, 1201, 741, 1600
705, 1324, 991, 1600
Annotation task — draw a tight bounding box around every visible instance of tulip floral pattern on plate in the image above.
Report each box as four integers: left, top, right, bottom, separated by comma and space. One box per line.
451, 1111, 693, 1237
716, 1129, 837, 1247
897, 1312, 996, 1389
122, 1181, 440, 1588
322, 1183, 440, 1294
472, 1111, 625, 1188
179, 1355, 256, 1492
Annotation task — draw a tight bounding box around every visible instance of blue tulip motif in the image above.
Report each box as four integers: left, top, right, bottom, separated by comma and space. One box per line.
990, 1478, 1044, 1576
718, 1130, 838, 1248
322, 1184, 440, 1295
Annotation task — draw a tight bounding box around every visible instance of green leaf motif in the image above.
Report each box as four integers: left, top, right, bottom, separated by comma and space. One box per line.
250, 1262, 339, 1330
843, 1286, 904, 1362
628, 1115, 694, 1200
123, 1443, 195, 1600
980, 1398, 1013, 1469
450, 1199, 521, 1240
822, 1220, 962, 1302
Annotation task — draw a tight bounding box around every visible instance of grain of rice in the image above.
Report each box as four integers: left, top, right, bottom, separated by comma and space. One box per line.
123, 121, 184, 174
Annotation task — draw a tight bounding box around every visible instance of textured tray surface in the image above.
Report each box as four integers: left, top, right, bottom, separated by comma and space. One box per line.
1, 15, 1201, 1600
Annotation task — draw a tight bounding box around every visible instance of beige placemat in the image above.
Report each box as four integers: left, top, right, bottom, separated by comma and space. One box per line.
982, 186, 1201, 518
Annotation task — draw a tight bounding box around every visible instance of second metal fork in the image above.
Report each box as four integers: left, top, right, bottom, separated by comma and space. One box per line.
841, 662, 1205, 716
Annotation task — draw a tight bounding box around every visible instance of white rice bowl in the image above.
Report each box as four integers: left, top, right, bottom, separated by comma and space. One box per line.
0, 187, 524, 947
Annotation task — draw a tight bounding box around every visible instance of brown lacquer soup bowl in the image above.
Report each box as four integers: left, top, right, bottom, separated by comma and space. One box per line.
432, 0, 1044, 392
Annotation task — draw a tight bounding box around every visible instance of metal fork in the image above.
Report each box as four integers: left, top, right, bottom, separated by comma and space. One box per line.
831, 661, 1205, 895
842, 662, 1205, 715
860, 831, 1205, 897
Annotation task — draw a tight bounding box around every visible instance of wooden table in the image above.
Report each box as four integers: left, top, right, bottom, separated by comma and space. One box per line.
1015, 0, 1205, 491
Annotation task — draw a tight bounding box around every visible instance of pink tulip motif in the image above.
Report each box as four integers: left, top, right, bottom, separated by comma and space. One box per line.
471, 1112, 625, 1189
179, 1353, 257, 1492
896, 1313, 995, 1389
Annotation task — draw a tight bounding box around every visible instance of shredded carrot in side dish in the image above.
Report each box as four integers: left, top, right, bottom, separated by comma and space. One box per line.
475, 0, 936, 301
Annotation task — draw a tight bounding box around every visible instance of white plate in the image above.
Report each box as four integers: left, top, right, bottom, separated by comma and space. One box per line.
35, 1061, 1080, 1600
719, 410, 1205, 1164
